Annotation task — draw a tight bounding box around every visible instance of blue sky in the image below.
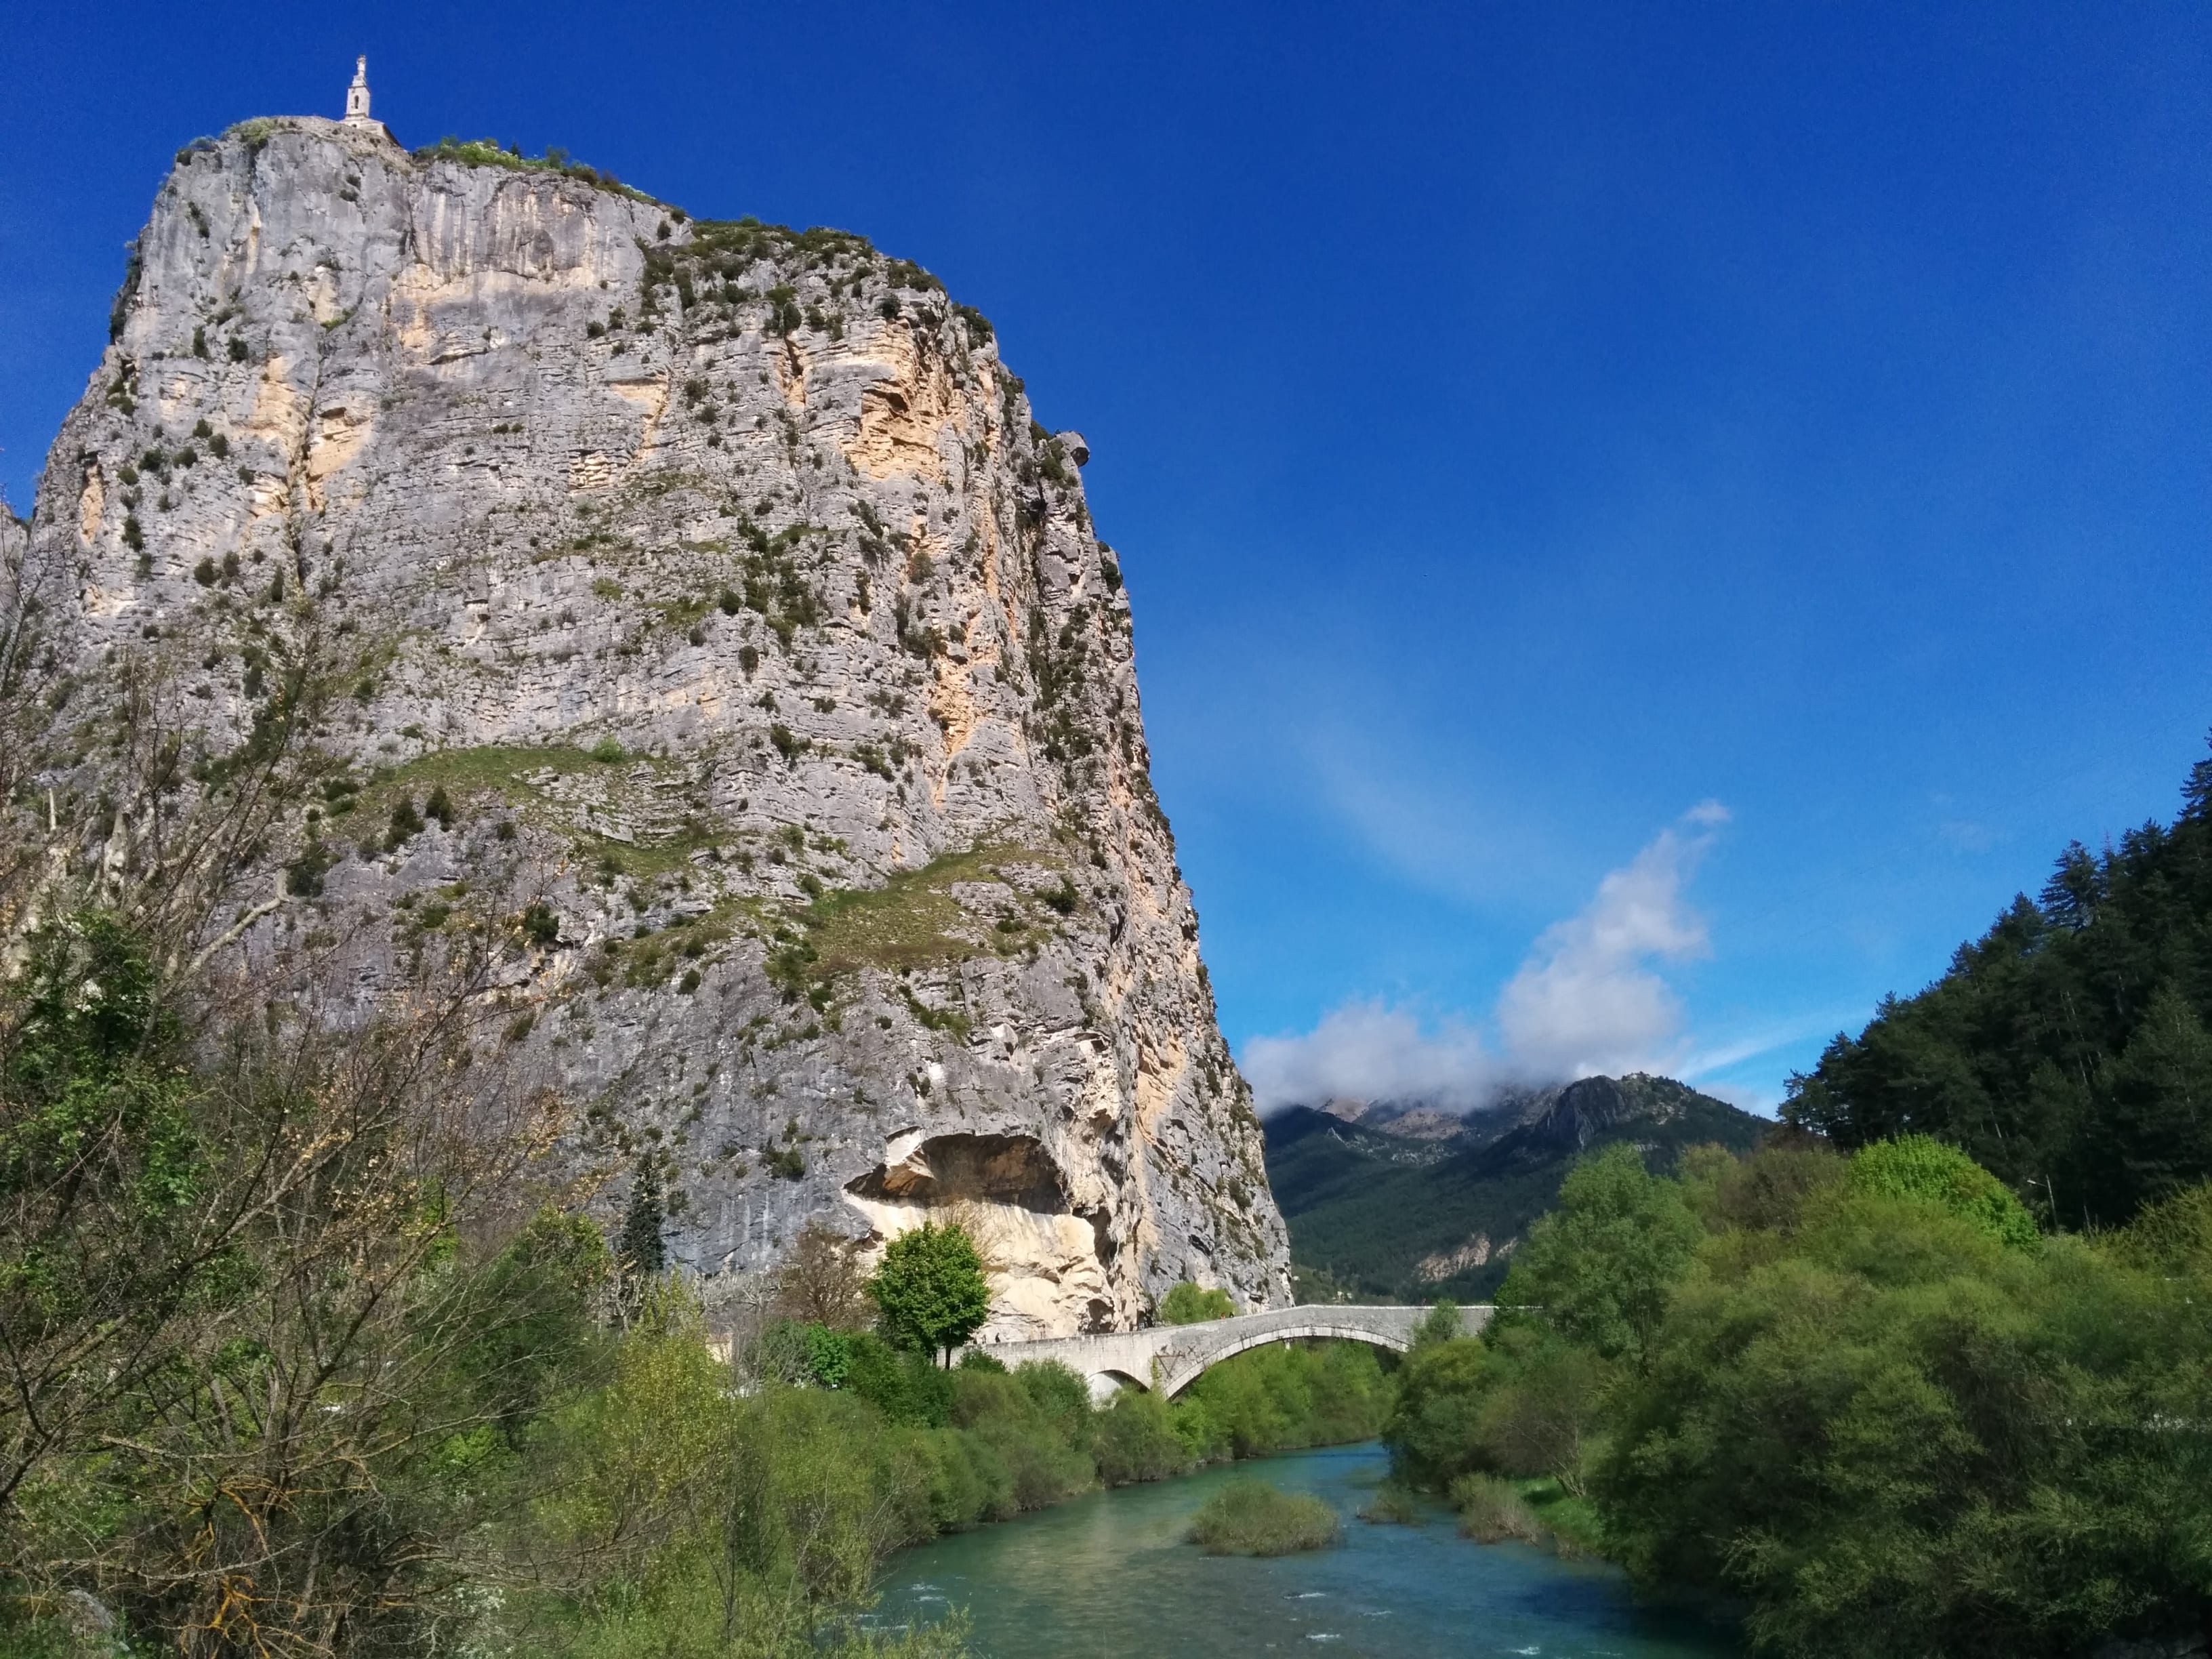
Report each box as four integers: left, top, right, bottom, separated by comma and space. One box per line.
5, 3, 2209, 1110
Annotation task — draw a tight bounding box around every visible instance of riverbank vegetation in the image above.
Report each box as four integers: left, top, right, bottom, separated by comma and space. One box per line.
1383, 747, 2212, 1658
0, 902, 1389, 1657
1387, 1134, 2212, 1658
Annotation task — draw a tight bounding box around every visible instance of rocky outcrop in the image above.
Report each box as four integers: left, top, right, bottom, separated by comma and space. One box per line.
1477, 1072, 1724, 1171
9, 117, 1290, 1334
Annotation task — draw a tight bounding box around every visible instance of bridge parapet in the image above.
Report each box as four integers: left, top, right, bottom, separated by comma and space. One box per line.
960, 1304, 1493, 1401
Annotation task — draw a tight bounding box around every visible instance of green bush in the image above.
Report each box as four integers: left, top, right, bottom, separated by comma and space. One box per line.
384, 796, 424, 851
1449, 1473, 1542, 1544
1357, 1483, 1425, 1525
1187, 1479, 1339, 1556
1092, 1386, 1191, 1485
844, 1332, 954, 1427
1847, 1133, 2039, 1249
1158, 1281, 1234, 1324
950, 1368, 1093, 1511
1596, 1172, 2212, 1658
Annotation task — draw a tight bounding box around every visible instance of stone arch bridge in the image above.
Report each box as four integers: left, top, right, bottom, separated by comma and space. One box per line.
963, 1305, 1492, 1402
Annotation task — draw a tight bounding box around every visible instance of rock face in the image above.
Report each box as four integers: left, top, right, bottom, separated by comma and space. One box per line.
11, 116, 1290, 1334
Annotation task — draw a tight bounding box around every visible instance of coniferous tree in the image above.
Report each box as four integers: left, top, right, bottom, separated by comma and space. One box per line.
1785, 733, 2212, 1224
619, 1160, 667, 1277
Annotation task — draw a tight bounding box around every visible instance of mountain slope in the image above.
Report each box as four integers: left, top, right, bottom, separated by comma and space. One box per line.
1265, 1073, 1767, 1300
4, 115, 1289, 1335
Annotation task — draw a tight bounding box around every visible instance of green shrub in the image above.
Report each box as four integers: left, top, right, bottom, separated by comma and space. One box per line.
1596, 1170, 2212, 1659
1016, 1360, 1094, 1455
1187, 1479, 1339, 1556
1158, 1281, 1233, 1324
950, 1368, 1093, 1511
283, 837, 339, 897
588, 737, 625, 763
1182, 1338, 1391, 1459
1847, 1133, 2039, 1249
1450, 1473, 1542, 1544
1358, 1483, 1425, 1525
1093, 1387, 1191, 1485
844, 1334, 954, 1428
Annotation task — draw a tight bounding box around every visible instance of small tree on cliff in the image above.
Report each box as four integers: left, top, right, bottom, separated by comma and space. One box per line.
771, 1220, 873, 1330
619, 1160, 667, 1279
869, 1221, 990, 1366
1158, 1282, 1234, 1324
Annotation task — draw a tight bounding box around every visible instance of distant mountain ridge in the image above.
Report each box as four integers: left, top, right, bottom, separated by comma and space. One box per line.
1265, 1073, 1767, 1301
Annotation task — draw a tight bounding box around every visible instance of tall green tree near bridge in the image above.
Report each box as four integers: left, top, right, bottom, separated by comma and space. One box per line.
869, 1220, 991, 1365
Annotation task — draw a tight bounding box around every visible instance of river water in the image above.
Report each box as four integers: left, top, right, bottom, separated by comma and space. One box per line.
872, 1441, 1740, 1658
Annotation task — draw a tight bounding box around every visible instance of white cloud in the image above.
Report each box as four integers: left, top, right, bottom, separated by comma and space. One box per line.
1241, 803, 1731, 1110
1242, 1000, 1497, 1113
1494, 802, 1727, 1078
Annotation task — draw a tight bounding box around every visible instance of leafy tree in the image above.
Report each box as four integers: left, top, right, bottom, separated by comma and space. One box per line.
1470, 1323, 1615, 1496
1157, 1281, 1234, 1324
1382, 1335, 1496, 1490
1091, 1386, 1191, 1486
771, 1220, 873, 1330
1597, 1173, 2212, 1659
1409, 1298, 1464, 1348
868, 1221, 990, 1365
1494, 1142, 1702, 1371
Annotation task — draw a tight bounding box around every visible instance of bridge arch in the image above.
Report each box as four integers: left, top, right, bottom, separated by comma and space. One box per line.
961, 1305, 1493, 1404
1151, 1316, 1420, 1397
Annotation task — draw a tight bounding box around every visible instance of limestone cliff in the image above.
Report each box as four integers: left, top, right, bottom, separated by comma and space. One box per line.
8, 116, 1290, 1334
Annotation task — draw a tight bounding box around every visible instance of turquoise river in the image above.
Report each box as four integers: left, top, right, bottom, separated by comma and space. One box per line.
870, 1441, 1741, 1658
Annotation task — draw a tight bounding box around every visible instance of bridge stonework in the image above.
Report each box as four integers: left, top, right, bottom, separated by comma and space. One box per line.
960, 1305, 1493, 1402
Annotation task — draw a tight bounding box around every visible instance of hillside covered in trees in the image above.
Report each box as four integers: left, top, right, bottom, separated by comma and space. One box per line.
1785, 741, 2212, 1227
1266, 1074, 1765, 1300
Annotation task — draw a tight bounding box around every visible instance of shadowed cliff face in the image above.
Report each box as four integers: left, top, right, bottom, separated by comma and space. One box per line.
10, 116, 1288, 1334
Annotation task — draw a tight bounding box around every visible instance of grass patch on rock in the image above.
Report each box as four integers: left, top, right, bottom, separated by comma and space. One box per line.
1187, 1479, 1340, 1557
771, 845, 1062, 994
